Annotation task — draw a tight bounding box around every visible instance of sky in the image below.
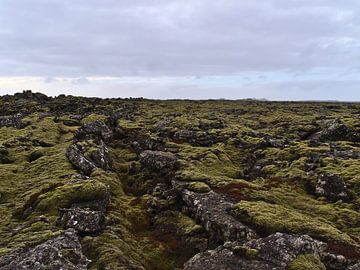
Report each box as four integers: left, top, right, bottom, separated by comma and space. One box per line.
0, 0, 359, 100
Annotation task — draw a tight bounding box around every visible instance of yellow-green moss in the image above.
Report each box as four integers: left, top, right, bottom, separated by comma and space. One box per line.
231, 200, 354, 244
288, 254, 326, 270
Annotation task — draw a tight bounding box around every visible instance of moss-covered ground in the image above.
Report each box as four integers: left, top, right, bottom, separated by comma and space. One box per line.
0, 92, 359, 268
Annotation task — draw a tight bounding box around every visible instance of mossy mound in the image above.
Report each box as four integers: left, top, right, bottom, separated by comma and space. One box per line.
288, 254, 326, 270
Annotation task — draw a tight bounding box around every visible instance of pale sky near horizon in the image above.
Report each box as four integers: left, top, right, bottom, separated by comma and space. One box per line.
0, 0, 359, 100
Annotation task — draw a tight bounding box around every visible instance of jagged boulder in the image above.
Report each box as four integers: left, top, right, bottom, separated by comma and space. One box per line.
183, 241, 277, 270
75, 120, 113, 142
139, 150, 178, 172
58, 207, 106, 235
309, 118, 352, 143
172, 129, 225, 147
0, 114, 28, 129
348, 263, 360, 270
0, 229, 89, 270
184, 233, 327, 270
66, 144, 96, 176
90, 140, 112, 171
14, 90, 50, 102
316, 173, 352, 202
245, 232, 327, 267
181, 190, 257, 244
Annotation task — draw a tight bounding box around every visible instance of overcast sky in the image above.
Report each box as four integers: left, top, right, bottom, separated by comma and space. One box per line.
0, 0, 359, 100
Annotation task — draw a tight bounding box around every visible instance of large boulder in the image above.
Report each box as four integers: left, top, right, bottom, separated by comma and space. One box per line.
172, 129, 225, 147
245, 232, 327, 267
0, 114, 28, 129
309, 118, 351, 143
90, 140, 112, 171
58, 207, 106, 235
183, 241, 277, 270
66, 144, 96, 176
315, 173, 352, 202
184, 233, 327, 270
0, 229, 89, 270
75, 120, 113, 142
139, 150, 178, 172
181, 190, 257, 244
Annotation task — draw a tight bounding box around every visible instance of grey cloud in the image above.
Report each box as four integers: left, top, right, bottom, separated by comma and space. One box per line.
0, 0, 359, 77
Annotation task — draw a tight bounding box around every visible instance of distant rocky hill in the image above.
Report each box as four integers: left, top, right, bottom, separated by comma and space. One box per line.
0, 90, 359, 269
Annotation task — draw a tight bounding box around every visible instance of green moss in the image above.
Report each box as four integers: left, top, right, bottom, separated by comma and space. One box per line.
81, 114, 107, 124
288, 254, 326, 270
187, 182, 211, 193
245, 248, 258, 259
154, 211, 204, 237
231, 200, 354, 244
36, 180, 109, 213
1, 97, 360, 268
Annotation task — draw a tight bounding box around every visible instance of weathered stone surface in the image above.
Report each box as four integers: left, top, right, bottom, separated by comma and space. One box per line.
0, 114, 28, 129
316, 173, 352, 202
183, 241, 277, 270
0, 229, 89, 270
172, 129, 225, 147
184, 233, 328, 270
66, 144, 96, 176
58, 207, 106, 235
90, 140, 112, 171
139, 150, 178, 171
309, 118, 351, 142
245, 232, 327, 267
63, 119, 81, 127
181, 190, 258, 244
348, 263, 360, 270
75, 120, 113, 142
321, 252, 353, 270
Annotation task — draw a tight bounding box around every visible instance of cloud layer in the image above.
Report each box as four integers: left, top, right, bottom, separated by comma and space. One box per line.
0, 1, 359, 99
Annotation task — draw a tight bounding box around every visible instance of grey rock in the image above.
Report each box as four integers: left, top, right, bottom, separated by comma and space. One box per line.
90, 140, 112, 171
139, 150, 178, 171
181, 190, 257, 244
173, 129, 225, 147
321, 252, 353, 270
75, 120, 113, 142
0, 229, 89, 270
309, 118, 351, 142
58, 207, 106, 235
184, 233, 328, 270
316, 173, 352, 202
66, 144, 96, 176
63, 119, 81, 127
183, 241, 278, 270
245, 232, 327, 267
0, 113, 28, 129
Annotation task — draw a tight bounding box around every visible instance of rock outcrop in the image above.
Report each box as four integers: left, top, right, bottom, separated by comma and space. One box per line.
0, 229, 89, 270
66, 144, 96, 176
75, 120, 113, 142
184, 233, 327, 270
0, 114, 28, 129
181, 189, 257, 244
140, 150, 178, 172
316, 173, 352, 202
309, 118, 352, 143
58, 207, 106, 235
